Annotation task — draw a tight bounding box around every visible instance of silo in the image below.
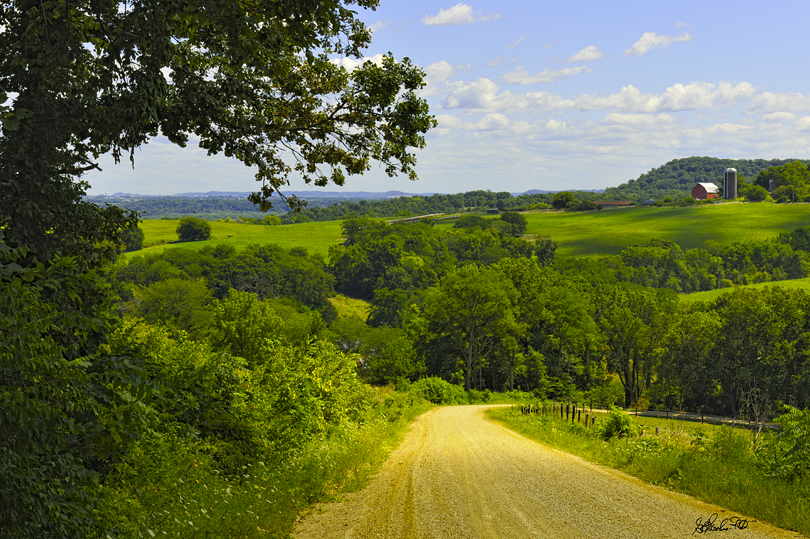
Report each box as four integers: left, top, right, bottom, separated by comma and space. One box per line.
724, 168, 737, 200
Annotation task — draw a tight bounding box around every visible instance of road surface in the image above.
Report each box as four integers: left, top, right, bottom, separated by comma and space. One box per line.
293, 405, 804, 539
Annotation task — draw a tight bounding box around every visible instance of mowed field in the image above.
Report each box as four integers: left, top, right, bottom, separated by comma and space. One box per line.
519, 202, 810, 257
128, 219, 345, 259
682, 277, 810, 302
130, 202, 810, 261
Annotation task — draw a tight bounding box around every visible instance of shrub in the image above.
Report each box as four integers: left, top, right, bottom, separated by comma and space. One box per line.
758, 405, 810, 480
176, 216, 212, 241
596, 406, 641, 440
746, 186, 769, 202
410, 376, 467, 404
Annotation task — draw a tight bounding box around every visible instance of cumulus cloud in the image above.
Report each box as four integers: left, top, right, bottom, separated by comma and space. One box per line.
622, 32, 693, 57
422, 3, 500, 26
508, 35, 526, 49
439, 79, 759, 115
746, 91, 810, 114
795, 117, 810, 131
602, 113, 677, 125
331, 53, 384, 71
502, 65, 592, 85
567, 46, 606, 63
675, 21, 691, 29
421, 60, 457, 96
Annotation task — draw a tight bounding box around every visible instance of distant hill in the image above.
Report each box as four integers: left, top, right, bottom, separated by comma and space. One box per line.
603, 156, 810, 201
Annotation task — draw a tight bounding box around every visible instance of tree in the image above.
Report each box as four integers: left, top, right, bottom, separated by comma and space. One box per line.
499, 212, 528, 236
121, 225, 145, 252
0, 0, 435, 258
552, 191, 576, 209
176, 216, 212, 242
422, 265, 522, 391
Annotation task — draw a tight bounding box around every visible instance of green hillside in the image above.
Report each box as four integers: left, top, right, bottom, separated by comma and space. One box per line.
131, 202, 810, 260
521, 203, 810, 258
682, 277, 810, 302
130, 219, 345, 259
603, 156, 810, 201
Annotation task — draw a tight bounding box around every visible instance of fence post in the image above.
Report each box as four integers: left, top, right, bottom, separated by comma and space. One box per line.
585, 413, 589, 428
577, 409, 581, 423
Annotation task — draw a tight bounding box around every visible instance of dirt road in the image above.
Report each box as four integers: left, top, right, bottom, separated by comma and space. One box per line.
293, 405, 804, 539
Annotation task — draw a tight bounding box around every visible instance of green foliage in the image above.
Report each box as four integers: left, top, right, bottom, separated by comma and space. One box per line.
410, 376, 468, 404
176, 216, 212, 242
499, 211, 528, 236
552, 191, 576, 209
132, 278, 214, 338
597, 406, 642, 440
120, 225, 145, 252
1, 241, 152, 538
759, 406, 810, 480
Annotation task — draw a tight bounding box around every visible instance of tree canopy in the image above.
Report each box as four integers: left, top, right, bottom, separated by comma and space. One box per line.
0, 0, 435, 259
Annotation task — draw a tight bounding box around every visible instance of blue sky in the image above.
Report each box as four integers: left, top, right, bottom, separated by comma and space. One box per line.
87, 0, 810, 196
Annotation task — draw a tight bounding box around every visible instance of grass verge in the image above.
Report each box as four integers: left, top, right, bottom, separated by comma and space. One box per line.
96, 392, 434, 538
486, 406, 810, 536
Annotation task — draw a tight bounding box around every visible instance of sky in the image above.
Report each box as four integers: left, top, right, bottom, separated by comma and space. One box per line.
86, 0, 810, 196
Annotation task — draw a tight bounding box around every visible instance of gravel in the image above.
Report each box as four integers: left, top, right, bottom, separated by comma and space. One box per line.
293, 405, 805, 539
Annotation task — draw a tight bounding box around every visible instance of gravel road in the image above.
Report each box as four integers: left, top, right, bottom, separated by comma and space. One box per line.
293, 405, 805, 539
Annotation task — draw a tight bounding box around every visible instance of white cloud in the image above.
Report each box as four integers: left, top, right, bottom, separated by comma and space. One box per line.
602, 113, 677, 125
761, 112, 797, 123
422, 3, 500, 26
508, 35, 526, 49
331, 53, 384, 71
487, 56, 503, 67
675, 21, 691, 29
566, 46, 606, 63
502, 65, 592, 85
439, 79, 759, 115
746, 91, 810, 114
795, 117, 810, 132
370, 20, 392, 33
421, 60, 457, 96
622, 32, 693, 57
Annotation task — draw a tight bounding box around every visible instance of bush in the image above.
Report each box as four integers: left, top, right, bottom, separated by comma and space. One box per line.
746, 186, 769, 202
596, 406, 641, 440
758, 405, 810, 480
410, 376, 467, 404
176, 216, 212, 241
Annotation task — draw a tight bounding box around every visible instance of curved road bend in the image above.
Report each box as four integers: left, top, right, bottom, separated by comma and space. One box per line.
293, 405, 805, 539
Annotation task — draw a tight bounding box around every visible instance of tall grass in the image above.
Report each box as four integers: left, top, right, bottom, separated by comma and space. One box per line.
487, 406, 810, 536
95, 392, 433, 538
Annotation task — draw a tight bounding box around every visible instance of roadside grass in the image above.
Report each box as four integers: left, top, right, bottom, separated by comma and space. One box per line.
681, 278, 810, 302
98, 392, 434, 539
330, 294, 370, 320
128, 219, 345, 259
486, 406, 810, 536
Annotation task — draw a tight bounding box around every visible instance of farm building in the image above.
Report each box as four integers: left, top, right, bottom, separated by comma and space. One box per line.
692, 183, 719, 200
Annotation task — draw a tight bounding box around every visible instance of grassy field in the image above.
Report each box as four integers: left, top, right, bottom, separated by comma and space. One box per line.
680, 277, 810, 302
520, 203, 810, 258
329, 294, 371, 320
127, 219, 345, 259
130, 202, 810, 261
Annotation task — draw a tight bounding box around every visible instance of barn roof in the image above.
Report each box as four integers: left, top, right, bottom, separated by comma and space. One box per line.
696, 182, 718, 193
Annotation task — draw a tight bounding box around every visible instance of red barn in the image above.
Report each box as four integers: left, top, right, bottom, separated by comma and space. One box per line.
691, 183, 719, 200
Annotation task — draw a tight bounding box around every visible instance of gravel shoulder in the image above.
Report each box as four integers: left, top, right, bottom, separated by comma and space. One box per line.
292, 405, 805, 539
